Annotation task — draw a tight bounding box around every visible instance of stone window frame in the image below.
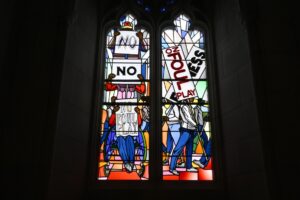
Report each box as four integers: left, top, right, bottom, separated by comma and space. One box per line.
88, 1, 224, 192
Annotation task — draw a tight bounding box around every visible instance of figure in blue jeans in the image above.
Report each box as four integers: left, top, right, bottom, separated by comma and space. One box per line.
163, 103, 183, 166
169, 128, 197, 175
192, 124, 211, 168
193, 99, 211, 168
100, 97, 116, 148
135, 96, 149, 177
101, 97, 117, 163
169, 99, 198, 175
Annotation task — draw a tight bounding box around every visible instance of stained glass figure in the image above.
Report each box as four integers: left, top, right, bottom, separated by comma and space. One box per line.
98, 14, 150, 180
161, 14, 213, 181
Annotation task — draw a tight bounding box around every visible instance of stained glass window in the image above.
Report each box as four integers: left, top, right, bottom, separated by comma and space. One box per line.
161, 14, 213, 181
97, 14, 150, 180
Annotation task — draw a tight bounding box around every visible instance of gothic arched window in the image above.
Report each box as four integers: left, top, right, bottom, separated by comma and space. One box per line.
161, 14, 213, 181
96, 9, 216, 183
98, 14, 151, 181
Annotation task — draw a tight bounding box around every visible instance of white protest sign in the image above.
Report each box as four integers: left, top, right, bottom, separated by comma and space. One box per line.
115, 31, 139, 55
163, 46, 198, 101
115, 99, 138, 137
112, 59, 141, 84
186, 46, 206, 79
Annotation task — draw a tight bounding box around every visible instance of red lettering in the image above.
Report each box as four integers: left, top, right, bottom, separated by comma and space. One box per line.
176, 92, 182, 99
165, 46, 179, 54
187, 90, 194, 96
166, 48, 172, 54
171, 60, 184, 70
176, 89, 196, 99
174, 69, 187, 79
172, 46, 179, 53
167, 52, 182, 61
176, 79, 189, 90
165, 46, 197, 99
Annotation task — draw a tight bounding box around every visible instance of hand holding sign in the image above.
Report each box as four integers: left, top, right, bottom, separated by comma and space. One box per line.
137, 74, 144, 80
113, 105, 120, 112
108, 73, 116, 80
134, 107, 140, 113
162, 116, 169, 122
136, 31, 143, 40
114, 31, 120, 37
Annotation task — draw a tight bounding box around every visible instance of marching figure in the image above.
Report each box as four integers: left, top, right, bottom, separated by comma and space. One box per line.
140, 96, 150, 132
193, 99, 211, 168
101, 96, 117, 164
169, 98, 198, 175
162, 99, 184, 167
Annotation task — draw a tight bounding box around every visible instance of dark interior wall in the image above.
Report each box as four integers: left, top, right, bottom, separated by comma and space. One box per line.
1, 1, 71, 200
1, 0, 100, 199
46, 0, 98, 199
1, 2, 18, 199
241, 1, 300, 200
0, 1, 16, 69
213, 0, 269, 199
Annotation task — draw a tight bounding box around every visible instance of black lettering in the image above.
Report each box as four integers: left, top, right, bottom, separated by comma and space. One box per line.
194, 50, 205, 60
188, 63, 200, 77
118, 36, 128, 46
117, 66, 126, 75
191, 56, 203, 65
127, 66, 137, 75
118, 35, 137, 49
129, 36, 137, 48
